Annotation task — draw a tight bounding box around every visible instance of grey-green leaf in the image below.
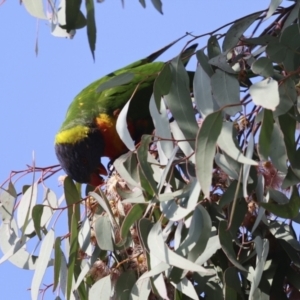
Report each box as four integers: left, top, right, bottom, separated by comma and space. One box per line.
89, 275, 111, 300
219, 220, 247, 272
94, 215, 114, 251
151, 0, 163, 14
164, 56, 198, 149
251, 57, 274, 77
195, 110, 223, 198
222, 12, 261, 52
97, 73, 134, 93
217, 122, 258, 166
211, 69, 241, 116
193, 61, 218, 117
258, 109, 274, 160
86, 0, 96, 60
249, 78, 279, 111
31, 230, 54, 300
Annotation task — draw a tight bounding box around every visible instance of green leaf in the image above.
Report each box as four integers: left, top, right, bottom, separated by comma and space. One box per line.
94, 215, 113, 251
53, 237, 62, 292
195, 50, 214, 77
172, 277, 199, 300
187, 205, 212, 261
63, 0, 84, 32
17, 183, 38, 232
194, 235, 221, 265
170, 121, 195, 162
265, 0, 283, 20
269, 123, 288, 173
195, 110, 223, 198
282, 167, 300, 189
215, 153, 240, 180
222, 12, 261, 52
67, 212, 79, 300
249, 79, 279, 111
261, 186, 300, 218
0, 218, 47, 269
218, 220, 247, 272
139, 0, 146, 8
90, 191, 117, 225
211, 70, 241, 116
89, 275, 111, 300
115, 271, 136, 300
114, 152, 140, 189
217, 122, 258, 166
209, 53, 236, 74
58, 250, 68, 297
174, 205, 212, 265
266, 41, 287, 63
154, 64, 172, 109
0, 183, 16, 223
148, 222, 211, 274
31, 230, 54, 300
137, 135, 157, 197
251, 57, 275, 77
130, 277, 151, 300
22, 0, 47, 19
78, 217, 92, 256
269, 189, 289, 204
193, 59, 218, 117
160, 180, 201, 221
278, 111, 296, 166
64, 176, 80, 232
86, 0, 96, 60
243, 133, 255, 197
97, 73, 134, 93
219, 181, 243, 208
244, 35, 277, 46
280, 24, 300, 72
249, 237, 269, 299
121, 204, 145, 239
151, 0, 163, 14
149, 96, 173, 163
258, 109, 274, 160
229, 199, 248, 237
280, 24, 300, 51
274, 78, 297, 117
116, 99, 136, 151
207, 35, 221, 59
224, 267, 242, 300
164, 56, 198, 150
32, 204, 44, 240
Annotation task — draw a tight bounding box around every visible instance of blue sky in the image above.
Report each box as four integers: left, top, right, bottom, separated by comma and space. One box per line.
0, 1, 270, 299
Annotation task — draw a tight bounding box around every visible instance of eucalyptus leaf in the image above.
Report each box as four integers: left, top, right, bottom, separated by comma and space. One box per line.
164, 56, 198, 149
249, 79, 280, 111
94, 215, 114, 251
217, 122, 258, 166
222, 12, 261, 52
219, 220, 247, 272
211, 70, 241, 116
31, 230, 55, 300
195, 110, 222, 197
251, 57, 274, 77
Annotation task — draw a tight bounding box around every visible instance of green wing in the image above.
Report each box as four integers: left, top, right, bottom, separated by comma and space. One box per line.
59, 40, 197, 132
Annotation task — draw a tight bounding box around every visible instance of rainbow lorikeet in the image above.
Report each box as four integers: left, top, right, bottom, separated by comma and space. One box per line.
55, 40, 197, 186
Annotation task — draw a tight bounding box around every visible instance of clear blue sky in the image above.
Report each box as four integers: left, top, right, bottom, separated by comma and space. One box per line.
0, 1, 270, 299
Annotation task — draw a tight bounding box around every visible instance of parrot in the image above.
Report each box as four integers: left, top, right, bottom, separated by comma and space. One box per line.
55, 39, 197, 186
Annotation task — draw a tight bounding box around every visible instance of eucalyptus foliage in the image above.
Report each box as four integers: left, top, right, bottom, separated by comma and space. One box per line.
2, 0, 300, 299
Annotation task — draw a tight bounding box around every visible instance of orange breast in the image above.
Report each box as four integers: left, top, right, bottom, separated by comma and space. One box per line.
95, 114, 128, 159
